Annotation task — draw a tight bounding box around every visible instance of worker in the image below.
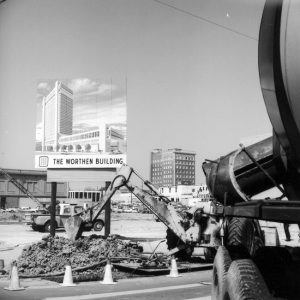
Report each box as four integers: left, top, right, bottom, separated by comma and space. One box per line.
47, 201, 60, 214
283, 223, 291, 241
283, 223, 300, 241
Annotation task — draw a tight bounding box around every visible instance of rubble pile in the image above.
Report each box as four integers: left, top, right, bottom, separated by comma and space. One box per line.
17, 234, 136, 279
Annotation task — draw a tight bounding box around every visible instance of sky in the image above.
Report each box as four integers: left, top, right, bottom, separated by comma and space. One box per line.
0, 0, 272, 184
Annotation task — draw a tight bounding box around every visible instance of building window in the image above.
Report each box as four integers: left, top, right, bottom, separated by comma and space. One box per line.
27, 182, 37, 193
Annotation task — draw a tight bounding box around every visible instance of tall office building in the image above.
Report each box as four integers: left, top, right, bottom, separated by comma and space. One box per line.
150, 148, 196, 187
42, 81, 73, 151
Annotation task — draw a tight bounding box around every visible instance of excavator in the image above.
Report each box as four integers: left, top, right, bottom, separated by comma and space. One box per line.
64, 164, 222, 262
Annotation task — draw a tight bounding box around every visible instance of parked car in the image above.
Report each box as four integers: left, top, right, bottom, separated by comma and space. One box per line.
27, 204, 104, 232
123, 207, 133, 213
5, 208, 19, 213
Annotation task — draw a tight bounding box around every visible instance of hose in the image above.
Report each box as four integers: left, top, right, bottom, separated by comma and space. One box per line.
18, 256, 133, 278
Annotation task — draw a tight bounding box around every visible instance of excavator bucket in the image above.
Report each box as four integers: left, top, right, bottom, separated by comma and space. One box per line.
63, 216, 83, 241
63, 165, 135, 240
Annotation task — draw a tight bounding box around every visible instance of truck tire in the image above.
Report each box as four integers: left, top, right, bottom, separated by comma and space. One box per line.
166, 228, 193, 261
93, 220, 104, 231
227, 217, 263, 258
224, 259, 272, 300
44, 221, 56, 233
211, 246, 232, 300
31, 224, 39, 231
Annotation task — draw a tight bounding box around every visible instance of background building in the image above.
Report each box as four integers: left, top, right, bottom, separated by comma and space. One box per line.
159, 184, 210, 206
150, 148, 196, 187
42, 81, 73, 151
0, 169, 67, 209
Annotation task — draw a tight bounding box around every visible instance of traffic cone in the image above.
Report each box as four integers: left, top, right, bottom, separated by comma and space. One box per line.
60, 263, 77, 287
100, 259, 116, 284
167, 256, 182, 278
4, 261, 25, 291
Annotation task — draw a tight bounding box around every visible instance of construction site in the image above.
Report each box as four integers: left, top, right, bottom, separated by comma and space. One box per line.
1, 0, 300, 299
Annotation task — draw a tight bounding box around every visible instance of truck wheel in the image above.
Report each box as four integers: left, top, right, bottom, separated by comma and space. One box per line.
166, 228, 193, 261
44, 221, 56, 233
211, 246, 232, 300
227, 217, 263, 258
224, 259, 272, 300
31, 224, 39, 231
93, 220, 104, 231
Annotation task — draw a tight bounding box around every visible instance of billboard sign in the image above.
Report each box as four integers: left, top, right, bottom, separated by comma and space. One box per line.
35, 79, 127, 169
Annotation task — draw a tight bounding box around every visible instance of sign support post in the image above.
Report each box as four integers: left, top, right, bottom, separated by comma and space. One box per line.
50, 182, 57, 237
104, 181, 111, 237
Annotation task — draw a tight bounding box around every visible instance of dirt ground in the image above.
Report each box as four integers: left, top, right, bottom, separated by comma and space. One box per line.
0, 214, 299, 272
0, 213, 168, 270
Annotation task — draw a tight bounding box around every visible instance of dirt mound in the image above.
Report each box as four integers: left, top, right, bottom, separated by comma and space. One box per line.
17, 234, 135, 278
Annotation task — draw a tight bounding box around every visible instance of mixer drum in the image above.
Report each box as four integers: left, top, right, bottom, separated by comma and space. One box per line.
259, 0, 300, 199
204, 0, 300, 203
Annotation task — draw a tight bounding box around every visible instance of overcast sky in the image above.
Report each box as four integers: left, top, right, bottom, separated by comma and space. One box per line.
0, 0, 271, 184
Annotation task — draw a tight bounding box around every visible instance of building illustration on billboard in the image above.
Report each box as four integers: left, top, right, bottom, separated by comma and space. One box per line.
35, 79, 127, 168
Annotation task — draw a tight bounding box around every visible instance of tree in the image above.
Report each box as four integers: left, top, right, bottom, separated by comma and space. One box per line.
85, 144, 91, 152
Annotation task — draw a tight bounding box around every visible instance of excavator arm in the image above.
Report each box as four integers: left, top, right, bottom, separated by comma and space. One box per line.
124, 184, 187, 243
64, 165, 187, 242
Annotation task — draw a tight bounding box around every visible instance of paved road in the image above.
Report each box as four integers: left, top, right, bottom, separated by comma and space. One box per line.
0, 270, 212, 300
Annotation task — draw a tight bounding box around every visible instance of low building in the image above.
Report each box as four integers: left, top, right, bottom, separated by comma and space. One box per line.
0, 168, 68, 209
57, 123, 126, 154
159, 184, 210, 206
111, 188, 139, 206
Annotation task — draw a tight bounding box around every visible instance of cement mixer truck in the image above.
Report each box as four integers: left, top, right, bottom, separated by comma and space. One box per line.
205, 0, 300, 299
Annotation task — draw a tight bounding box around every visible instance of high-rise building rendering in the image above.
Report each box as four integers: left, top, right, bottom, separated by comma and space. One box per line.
150, 148, 196, 187
42, 81, 73, 151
